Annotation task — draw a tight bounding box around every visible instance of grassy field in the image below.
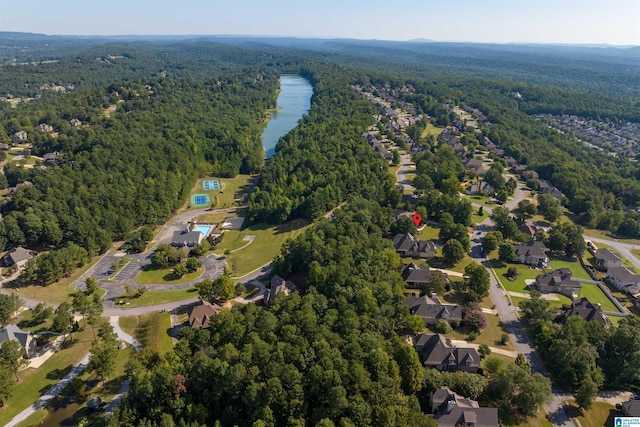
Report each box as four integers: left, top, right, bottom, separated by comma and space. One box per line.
0, 327, 94, 426
135, 265, 203, 284
579, 283, 621, 312
549, 257, 591, 280
217, 218, 309, 278
17, 345, 136, 427
421, 123, 445, 139
116, 287, 198, 307
187, 174, 258, 210
502, 409, 553, 427
427, 253, 475, 275
442, 312, 516, 351
564, 401, 616, 427
119, 312, 173, 354
491, 261, 541, 293
511, 295, 572, 310
417, 225, 440, 241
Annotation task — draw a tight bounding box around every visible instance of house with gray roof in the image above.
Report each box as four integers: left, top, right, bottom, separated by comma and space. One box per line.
171, 230, 204, 247
515, 240, 549, 268
430, 386, 499, 427
405, 295, 462, 326
465, 181, 495, 196
564, 297, 609, 325
607, 266, 640, 292
534, 268, 581, 299
594, 248, 623, 271
0, 324, 37, 358
264, 274, 298, 305
622, 399, 640, 417
402, 263, 449, 288
3, 247, 33, 270
413, 333, 480, 373
393, 234, 435, 259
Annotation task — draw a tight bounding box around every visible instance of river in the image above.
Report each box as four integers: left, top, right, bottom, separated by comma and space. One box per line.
261, 75, 313, 158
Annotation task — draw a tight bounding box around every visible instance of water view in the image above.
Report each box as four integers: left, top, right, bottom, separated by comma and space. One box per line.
261, 75, 313, 157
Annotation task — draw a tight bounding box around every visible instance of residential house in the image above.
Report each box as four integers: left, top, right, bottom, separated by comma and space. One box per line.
534, 268, 582, 298
264, 274, 298, 304
564, 297, 609, 325
68, 118, 82, 126
402, 263, 449, 288
188, 300, 222, 328
520, 169, 539, 180
11, 130, 28, 144
392, 234, 436, 258
515, 240, 550, 268
621, 399, 640, 417
594, 248, 623, 271
6, 181, 34, 196
539, 180, 565, 203
463, 158, 487, 176
430, 386, 499, 427
34, 123, 54, 133
465, 181, 495, 196
413, 333, 480, 373
404, 295, 462, 326
0, 143, 9, 150
392, 209, 412, 221
606, 266, 640, 292
42, 152, 60, 165
0, 325, 37, 358
3, 246, 33, 270
517, 221, 538, 239
437, 129, 458, 146
171, 230, 204, 247
371, 140, 393, 161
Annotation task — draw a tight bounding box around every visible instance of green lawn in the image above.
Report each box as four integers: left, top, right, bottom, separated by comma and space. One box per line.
427, 253, 475, 275
19, 345, 137, 427
491, 261, 540, 294
0, 327, 94, 426
216, 218, 309, 278
417, 225, 440, 241
116, 287, 198, 307
421, 122, 445, 139
460, 193, 493, 207
564, 401, 616, 427
502, 409, 553, 427
135, 265, 203, 285
441, 312, 516, 351
548, 257, 591, 280
511, 295, 572, 310
119, 312, 173, 354
579, 283, 621, 312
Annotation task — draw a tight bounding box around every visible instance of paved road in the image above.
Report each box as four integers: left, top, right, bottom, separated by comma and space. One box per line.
396, 153, 415, 191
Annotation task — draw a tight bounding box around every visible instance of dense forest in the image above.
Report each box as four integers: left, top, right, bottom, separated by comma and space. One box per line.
0, 68, 277, 283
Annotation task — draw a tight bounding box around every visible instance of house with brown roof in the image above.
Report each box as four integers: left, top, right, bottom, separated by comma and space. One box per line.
405, 295, 462, 326
42, 152, 60, 165
393, 234, 435, 259
3, 247, 33, 270
539, 180, 565, 203
515, 240, 550, 268
413, 333, 480, 373
606, 266, 640, 292
430, 386, 499, 427
594, 248, 623, 271
0, 143, 9, 150
534, 268, 581, 298
564, 297, 609, 325
0, 325, 37, 358
517, 221, 538, 239
264, 274, 298, 305
188, 300, 222, 329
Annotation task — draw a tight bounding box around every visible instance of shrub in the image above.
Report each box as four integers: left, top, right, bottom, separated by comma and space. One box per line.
468, 330, 478, 341
500, 333, 510, 345
434, 320, 452, 334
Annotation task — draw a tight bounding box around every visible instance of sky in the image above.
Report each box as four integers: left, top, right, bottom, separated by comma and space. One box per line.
1, 0, 638, 46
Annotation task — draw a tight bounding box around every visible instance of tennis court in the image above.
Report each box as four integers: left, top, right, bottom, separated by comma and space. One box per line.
203, 179, 220, 191
191, 193, 211, 206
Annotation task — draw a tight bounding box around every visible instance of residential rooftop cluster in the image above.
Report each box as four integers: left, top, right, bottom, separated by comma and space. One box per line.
534, 114, 640, 159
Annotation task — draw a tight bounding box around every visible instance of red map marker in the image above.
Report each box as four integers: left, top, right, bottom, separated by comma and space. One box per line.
412, 213, 422, 227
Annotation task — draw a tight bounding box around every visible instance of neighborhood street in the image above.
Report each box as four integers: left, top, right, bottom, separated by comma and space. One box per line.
395, 153, 416, 191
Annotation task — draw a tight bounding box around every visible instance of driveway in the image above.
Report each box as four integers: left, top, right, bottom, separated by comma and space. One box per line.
396, 153, 416, 191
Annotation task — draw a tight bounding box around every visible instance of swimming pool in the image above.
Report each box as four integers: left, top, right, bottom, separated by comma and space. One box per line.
193, 225, 213, 237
